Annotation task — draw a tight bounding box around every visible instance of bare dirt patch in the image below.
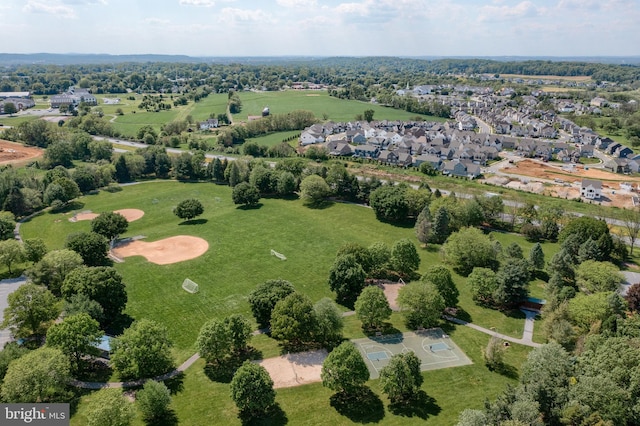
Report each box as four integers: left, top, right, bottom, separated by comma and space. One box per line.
71, 209, 144, 222
257, 349, 327, 389
305, 94, 321, 97
111, 236, 209, 265
0, 139, 43, 165
368, 280, 404, 311
494, 159, 638, 208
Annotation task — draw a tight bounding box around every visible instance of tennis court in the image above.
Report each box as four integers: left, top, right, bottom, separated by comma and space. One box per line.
352, 328, 472, 379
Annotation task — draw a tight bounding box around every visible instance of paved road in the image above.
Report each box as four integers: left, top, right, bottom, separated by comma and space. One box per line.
0, 276, 28, 349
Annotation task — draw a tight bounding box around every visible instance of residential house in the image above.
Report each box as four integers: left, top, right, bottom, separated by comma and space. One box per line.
604, 158, 630, 174
299, 131, 325, 146
413, 154, 443, 170
580, 179, 602, 200
353, 145, 380, 159
198, 118, 218, 130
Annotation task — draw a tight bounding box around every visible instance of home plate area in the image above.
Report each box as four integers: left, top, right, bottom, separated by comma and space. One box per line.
352, 328, 472, 379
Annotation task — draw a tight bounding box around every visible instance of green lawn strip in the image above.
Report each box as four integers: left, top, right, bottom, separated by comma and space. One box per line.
247, 130, 300, 147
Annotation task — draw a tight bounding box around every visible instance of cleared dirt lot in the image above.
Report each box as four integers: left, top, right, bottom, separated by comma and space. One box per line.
0, 139, 43, 165
488, 159, 640, 208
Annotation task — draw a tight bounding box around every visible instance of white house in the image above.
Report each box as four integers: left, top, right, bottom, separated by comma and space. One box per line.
580, 179, 602, 200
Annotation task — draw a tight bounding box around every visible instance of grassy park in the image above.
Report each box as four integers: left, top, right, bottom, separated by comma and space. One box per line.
18, 180, 549, 424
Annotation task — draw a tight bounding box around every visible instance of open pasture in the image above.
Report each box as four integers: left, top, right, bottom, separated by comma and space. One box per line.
234, 90, 447, 123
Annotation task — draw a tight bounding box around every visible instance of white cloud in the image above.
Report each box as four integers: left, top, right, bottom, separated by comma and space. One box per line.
478, 1, 542, 22
218, 8, 274, 24
179, 0, 215, 6
144, 17, 170, 25
23, 1, 76, 19
61, 0, 108, 5
277, 0, 317, 6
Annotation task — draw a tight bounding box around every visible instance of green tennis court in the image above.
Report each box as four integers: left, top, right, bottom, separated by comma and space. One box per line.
352, 328, 473, 379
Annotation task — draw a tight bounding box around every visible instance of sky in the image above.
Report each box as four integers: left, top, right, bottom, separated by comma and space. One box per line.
1, 0, 639, 57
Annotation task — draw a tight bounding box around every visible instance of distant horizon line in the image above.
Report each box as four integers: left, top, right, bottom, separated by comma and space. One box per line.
2, 53, 640, 59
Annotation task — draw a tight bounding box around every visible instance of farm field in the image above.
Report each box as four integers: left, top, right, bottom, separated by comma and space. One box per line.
233, 90, 446, 124
499, 73, 592, 82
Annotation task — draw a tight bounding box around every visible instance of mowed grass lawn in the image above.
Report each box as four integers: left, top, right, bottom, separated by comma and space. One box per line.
19, 180, 544, 425
20, 180, 552, 358
69, 314, 532, 426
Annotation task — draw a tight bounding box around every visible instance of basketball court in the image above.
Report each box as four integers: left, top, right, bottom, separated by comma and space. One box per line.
352, 328, 472, 379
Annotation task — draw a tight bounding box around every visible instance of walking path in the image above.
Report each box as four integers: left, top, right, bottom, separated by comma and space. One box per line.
443, 308, 541, 348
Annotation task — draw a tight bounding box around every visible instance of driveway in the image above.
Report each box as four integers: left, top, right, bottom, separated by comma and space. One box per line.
0, 276, 27, 349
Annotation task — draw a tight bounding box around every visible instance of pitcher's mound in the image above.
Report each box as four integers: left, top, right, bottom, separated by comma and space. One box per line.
71, 209, 144, 222
112, 236, 208, 265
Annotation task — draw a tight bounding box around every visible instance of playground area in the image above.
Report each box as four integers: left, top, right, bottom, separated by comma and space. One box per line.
352, 328, 472, 379
258, 349, 327, 389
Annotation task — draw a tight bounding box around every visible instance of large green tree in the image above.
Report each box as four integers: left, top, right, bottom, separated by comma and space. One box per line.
575, 260, 624, 293
0, 239, 24, 274
520, 342, 573, 424
91, 211, 129, 241
270, 292, 318, 347
85, 388, 136, 426
369, 185, 409, 223
46, 313, 102, 371
328, 254, 366, 307
1, 347, 71, 403
421, 265, 459, 308
136, 380, 172, 423
26, 249, 83, 296
397, 281, 445, 329
313, 297, 344, 345
299, 174, 331, 205
230, 361, 276, 418
354, 285, 391, 330
247, 279, 295, 328
1, 283, 60, 341
321, 341, 370, 395
390, 238, 420, 278
65, 231, 109, 266
442, 227, 497, 276
379, 352, 424, 403
173, 198, 204, 221
110, 319, 174, 380
61, 266, 127, 324
232, 182, 261, 207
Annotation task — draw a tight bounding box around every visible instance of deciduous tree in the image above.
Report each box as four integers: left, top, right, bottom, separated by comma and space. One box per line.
232, 182, 261, 206
247, 279, 295, 328
299, 174, 331, 205
355, 285, 391, 330
390, 239, 420, 278
328, 254, 366, 307
173, 198, 204, 221
65, 231, 109, 266
230, 361, 276, 418
61, 266, 127, 324
270, 292, 317, 347
46, 312, 102, 371
85, 388, 136, 426
442, 227, 497, 276
1, 283, 60, 340
137, 380, 172, 423
397, 282, 445, 329
110, 319, 175, 380
321, 341, 370, 395
26, 249, 83, 296
91, 211, 129, 241
379, 352, 423, 403
1, 347, 70, 403
421, 265, 459, 308
313, 297, 344, 344
0, 238, 24, 274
